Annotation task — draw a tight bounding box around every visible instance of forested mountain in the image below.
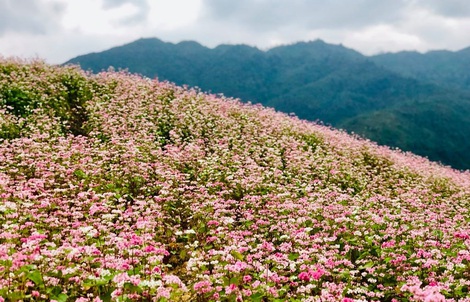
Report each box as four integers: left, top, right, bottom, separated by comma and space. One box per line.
371, 47, 470, 91
66, 38, 470, 170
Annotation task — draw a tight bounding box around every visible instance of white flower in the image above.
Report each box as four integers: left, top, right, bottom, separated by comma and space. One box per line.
140, 279, 162, 288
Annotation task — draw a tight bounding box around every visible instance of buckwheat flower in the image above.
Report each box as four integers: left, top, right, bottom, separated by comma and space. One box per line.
110, 288, 122, 299
163, 274, 187, 290
289, 262, 297, 271
207, 220, 219, 227
140, 279, 162, 288
194, 280, 213, 293
311, 268, 325, 281
225, 283, 237, 295
207, 236, 218, 242
298, 271, 310, 282
113, 272, 130, 286
101, 214, 115, 220
129, 275, 141, 286
156, 287, 170, 299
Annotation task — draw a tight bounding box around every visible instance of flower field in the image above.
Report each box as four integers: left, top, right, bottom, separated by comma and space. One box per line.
1, 58, 470, 301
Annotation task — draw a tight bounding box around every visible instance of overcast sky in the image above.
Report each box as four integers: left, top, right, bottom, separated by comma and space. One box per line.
2, 0, 470, 64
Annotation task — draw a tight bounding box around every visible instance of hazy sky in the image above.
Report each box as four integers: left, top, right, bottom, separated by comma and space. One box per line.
2, 0, 470, 63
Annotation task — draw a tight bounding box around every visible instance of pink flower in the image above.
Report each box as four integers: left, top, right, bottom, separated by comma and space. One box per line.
243, 275, 252, 283
194, 280, 213, 293
157, 287, 170, 299
424, 292, 445, 302
143, 245, 156, 253
32, 291, 40, 297
207, 220, 219, 227
111, 289, 123, 298
225, 283, 238, 295
129, 275, 141, 286
423, 286, 446, 302
311, 268, 325, 280
381, 240, 396, 248
113, 272, 130, 285
298, 271, 310, 281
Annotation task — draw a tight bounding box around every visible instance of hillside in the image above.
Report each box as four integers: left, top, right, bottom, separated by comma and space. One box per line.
1, 59, 470, 301
65, 38, 470, 170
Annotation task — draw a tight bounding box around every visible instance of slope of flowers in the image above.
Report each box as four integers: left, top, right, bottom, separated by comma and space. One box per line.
1, 58, 470, 302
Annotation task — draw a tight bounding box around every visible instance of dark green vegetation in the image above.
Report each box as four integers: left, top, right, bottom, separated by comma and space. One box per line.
371, 47, 470, 92
0, 61, 105, 139
66, 38, 470, 170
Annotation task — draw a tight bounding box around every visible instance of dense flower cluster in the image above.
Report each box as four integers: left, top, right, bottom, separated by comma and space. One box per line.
1, 58, 470, 301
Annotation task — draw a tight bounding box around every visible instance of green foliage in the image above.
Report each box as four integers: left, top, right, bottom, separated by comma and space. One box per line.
301, 133, 323, 152
0, 61, 109, 139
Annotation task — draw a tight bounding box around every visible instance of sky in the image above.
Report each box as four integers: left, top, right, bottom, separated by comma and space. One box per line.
2, 0, 470, 64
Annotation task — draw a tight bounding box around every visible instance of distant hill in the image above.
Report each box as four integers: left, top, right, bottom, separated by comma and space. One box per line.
371, 48, 470, 91
65, 38, 470, 170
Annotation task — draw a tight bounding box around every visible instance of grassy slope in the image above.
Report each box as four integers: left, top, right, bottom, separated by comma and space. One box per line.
1, 59, 470, 301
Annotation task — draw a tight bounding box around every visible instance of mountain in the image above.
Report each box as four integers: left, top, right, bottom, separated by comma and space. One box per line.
371, 47, 470, 91
2, 59, 470, 301
66, 38, 470, 170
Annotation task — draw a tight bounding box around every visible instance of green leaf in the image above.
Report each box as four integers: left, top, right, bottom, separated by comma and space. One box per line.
250, 292, 264, 302
179, 249, 187, 259
51, 293, 68, 302
73, 169, 86, 179
230, 276, 241, 286
288, 253, 299, 261
27, 270, 43, 286
231, 250, 244, 261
